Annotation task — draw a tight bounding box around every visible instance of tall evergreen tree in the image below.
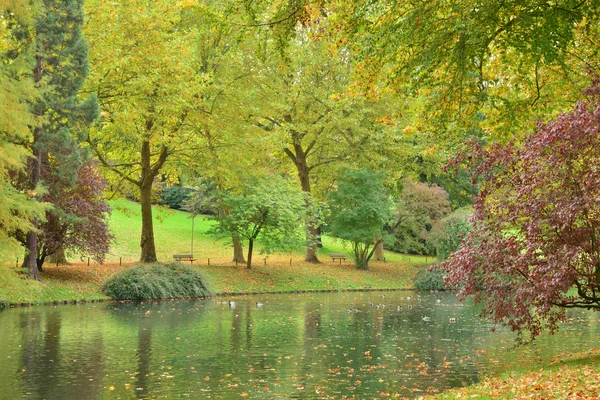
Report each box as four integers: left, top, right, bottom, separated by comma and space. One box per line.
22, 0, 98, 279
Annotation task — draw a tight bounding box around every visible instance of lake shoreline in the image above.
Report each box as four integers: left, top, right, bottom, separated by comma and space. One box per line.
2, 286, 426, 310
0, 259, 426, 308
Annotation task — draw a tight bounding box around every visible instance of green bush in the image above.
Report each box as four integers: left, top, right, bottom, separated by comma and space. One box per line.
160, 185, 192, 210
413, 267, 449, 291
102, 263, 212, 300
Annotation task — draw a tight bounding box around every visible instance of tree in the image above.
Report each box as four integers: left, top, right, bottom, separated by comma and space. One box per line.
247, 31, 392, 263
387, 179, 451, 256
17, 0, 98, 280
329, 169, 391, 270
36, 161, 112, 268
0, 1, 47, 261
85, 0, 208, 262
441, 88, 600, 341
221, 176, 306, 269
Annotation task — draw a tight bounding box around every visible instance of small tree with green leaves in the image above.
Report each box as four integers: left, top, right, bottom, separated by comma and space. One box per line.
329, 170, 392, 270
221, 176, 306, 269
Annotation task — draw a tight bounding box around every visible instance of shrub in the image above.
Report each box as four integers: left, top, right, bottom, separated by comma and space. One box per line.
413, 267, 449, 291
432, 207, 472, 262
102, 263, 212, 300
160, 185, 192, 210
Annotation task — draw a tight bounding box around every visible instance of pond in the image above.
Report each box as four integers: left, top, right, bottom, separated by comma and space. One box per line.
1, 291, 598, 399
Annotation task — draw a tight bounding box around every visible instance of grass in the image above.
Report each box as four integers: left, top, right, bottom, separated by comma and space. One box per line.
106, 198, 431, 265
425, 348, 600, 399
0, 199, 428, 305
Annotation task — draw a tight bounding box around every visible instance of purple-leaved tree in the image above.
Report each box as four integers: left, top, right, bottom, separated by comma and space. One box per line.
36, 161, 112, 269
441, 85, 600, 341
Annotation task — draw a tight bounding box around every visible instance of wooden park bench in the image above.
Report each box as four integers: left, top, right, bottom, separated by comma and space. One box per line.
173, 254, 195, 264
329, 253, 347, 264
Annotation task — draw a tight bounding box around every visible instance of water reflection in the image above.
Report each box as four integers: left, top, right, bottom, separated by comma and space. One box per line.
0, 292, 598, 399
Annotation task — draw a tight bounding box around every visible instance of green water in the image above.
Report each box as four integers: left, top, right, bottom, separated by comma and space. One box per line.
0, 291, 598, 399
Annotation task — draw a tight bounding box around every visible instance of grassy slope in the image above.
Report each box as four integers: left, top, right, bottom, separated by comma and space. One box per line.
0, 199, 428, 304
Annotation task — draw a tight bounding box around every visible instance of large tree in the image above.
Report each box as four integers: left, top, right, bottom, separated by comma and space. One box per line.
247, 31, 392, 263
441, 87, 600, 341
85, 0, 208, 262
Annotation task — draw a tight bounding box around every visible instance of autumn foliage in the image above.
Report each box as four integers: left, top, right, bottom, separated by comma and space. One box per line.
442, 90, 600, 340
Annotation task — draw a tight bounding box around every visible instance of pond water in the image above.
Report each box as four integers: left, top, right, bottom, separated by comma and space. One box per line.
1, 291, 599, 399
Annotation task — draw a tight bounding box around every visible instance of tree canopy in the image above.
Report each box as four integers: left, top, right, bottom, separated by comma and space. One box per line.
329, 169, 392, 269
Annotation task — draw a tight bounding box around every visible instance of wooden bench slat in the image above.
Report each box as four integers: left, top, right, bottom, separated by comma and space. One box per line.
329, 253, 347, 264
173, 254, 195, 263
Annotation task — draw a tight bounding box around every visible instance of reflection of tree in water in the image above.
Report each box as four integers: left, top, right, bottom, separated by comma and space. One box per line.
107, 300, 208, 398
136, 315, 152, 399
18, 310, 105, 400
300, 301, 321, 383
19, 311, 43, 396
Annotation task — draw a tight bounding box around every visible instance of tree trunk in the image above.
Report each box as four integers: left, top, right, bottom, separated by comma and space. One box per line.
232, 231, 246, 263
140, 181, 157, 263
293, 143, 320, 263
24, 139, 42, 281
316, 225, 323, 248
247, 238, 254, 269
48, 246, 68, 265
24, 54, 45, 281
373, 230, 385, 261
139, 144, 156, 263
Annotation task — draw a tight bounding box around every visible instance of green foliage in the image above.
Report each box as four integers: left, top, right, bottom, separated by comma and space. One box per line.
181, 179, 220, 216
329, 170, 392, 269
433, 207, 472, 262
413, 267, 448, 291
102, 263, 212, 301
221, 175, 307, 268
160, 185, 192, 210
0, 2, 47, 257
332, 0, 598, 140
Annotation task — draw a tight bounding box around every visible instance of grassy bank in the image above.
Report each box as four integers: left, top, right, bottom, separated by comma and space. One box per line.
0, 200, 427, 305
426, 348, 600, 399
0, 259, 420, 305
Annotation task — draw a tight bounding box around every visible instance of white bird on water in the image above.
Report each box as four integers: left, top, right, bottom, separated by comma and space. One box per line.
256, 302, 264, 307
228, 301, 236, 308
422, 316, 431, 322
